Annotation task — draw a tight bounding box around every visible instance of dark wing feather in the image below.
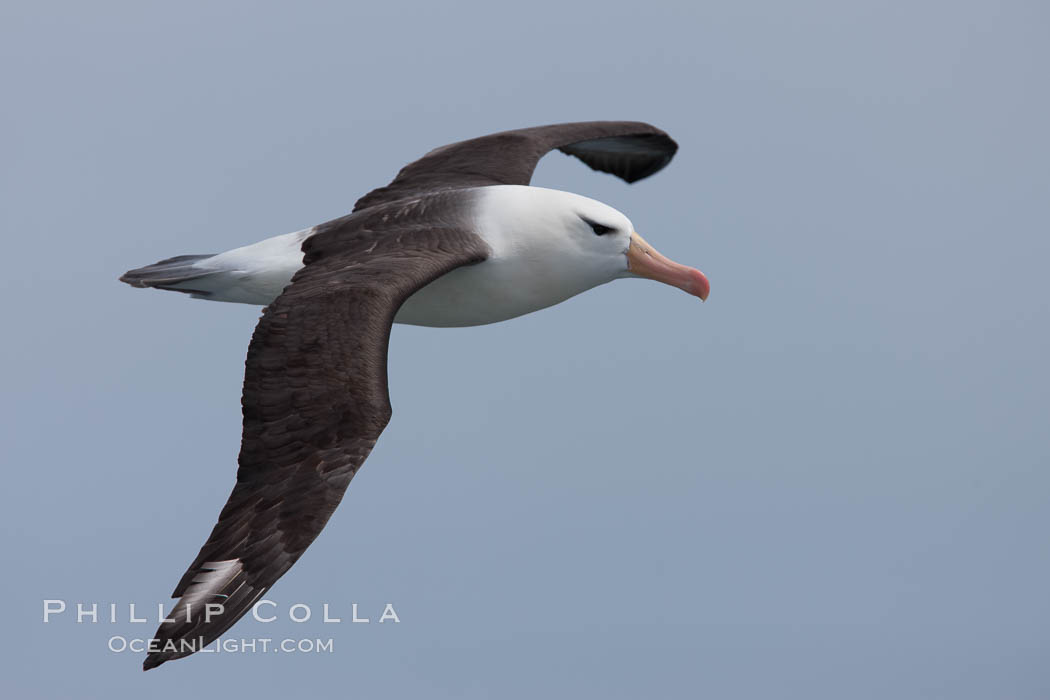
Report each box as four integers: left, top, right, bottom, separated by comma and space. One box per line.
353, 121, 677, 212
143, 209, 488, 670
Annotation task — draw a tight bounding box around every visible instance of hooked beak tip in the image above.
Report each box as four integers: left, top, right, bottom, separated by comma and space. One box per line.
692, 269, 711, 302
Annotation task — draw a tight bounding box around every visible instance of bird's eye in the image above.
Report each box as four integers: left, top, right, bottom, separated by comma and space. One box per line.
582, 218, 615, 236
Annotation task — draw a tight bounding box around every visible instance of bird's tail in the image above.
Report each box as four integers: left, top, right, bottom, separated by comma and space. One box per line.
119, 254, 220, 297
120, 229, 309, 305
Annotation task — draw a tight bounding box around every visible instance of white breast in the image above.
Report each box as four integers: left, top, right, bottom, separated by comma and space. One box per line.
394, 186, 628, 327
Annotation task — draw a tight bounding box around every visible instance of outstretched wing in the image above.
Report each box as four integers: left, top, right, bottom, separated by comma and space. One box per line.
353, 121, 678, 212
143, 210, 489, 670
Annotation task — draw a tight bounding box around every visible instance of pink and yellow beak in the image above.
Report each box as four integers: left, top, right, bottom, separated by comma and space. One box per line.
626, 232, 710, 301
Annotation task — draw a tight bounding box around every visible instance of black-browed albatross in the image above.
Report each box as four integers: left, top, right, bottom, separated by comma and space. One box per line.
121, 121, 709, 670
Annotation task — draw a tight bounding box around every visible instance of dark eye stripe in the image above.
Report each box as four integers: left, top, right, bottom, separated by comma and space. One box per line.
581, 217, 615, 235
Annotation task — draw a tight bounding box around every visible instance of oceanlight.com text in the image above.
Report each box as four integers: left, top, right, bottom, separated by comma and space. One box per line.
107, 636, 335, 655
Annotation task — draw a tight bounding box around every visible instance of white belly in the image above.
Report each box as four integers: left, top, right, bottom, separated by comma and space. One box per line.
396, 257, 600, 327
180, 237, 602, 327
186, 240, 612, 328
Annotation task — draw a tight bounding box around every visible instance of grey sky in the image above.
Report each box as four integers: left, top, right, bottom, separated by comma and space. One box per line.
2, 1, 1048, 697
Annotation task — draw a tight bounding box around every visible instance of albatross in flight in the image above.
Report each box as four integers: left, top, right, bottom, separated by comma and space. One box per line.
121, 121, 709, 670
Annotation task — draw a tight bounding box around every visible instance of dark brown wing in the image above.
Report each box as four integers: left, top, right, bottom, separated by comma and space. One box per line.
352, 121, 678, 212
143, 210, 489, 670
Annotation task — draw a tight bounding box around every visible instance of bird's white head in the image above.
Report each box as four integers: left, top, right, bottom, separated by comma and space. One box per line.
478, 186, 709, 305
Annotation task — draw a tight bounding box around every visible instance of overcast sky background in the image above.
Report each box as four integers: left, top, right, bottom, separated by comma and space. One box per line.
2, 1, 1048, 698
